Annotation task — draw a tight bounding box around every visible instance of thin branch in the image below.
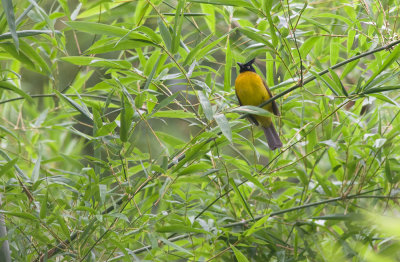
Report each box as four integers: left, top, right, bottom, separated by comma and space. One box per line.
38, 35, 400, 262
130, 191, 397, 255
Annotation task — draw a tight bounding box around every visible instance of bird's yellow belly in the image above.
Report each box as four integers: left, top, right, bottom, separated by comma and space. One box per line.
235, 72, 272, 111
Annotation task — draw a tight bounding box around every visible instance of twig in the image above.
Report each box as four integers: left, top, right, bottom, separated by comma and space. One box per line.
37, 35, 400, 262
130, 191, 397, 255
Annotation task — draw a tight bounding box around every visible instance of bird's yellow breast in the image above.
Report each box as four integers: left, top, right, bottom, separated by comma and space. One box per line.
235, 71, 272, 111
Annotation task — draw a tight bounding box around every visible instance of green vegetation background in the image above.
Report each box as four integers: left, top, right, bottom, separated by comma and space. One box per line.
0, 0, 400, 261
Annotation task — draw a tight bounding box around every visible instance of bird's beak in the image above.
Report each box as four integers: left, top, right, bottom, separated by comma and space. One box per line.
237, 62, 242, 67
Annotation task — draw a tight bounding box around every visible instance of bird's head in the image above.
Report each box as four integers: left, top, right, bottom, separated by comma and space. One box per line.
237, 58, 256, 73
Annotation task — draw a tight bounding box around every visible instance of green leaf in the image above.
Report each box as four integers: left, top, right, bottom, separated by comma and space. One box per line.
231, 105, 273, 117
385, 159, 393, 184
105, 213, 130, 223
156, 225, 208, 234
239, 27, 274, 49
99, 184, 106, 204
265, 4, 277, 46
171, 138, 210, 173
201, 4, 215, 33
0, 80, 33, 103
0, 211, 37, 221
178, 163, 212, 176
347, 29, 356, 53
61, 56, 131, 69
55, 90, 93, 122
120, 95, 134, 142
330, 37, 339, 66
363, 85, 400, 94
56, 211, 70, 238
0, 42, 35, 70
341, 58, 359, 79
0, 157, 18, 175
328, 68, 348, 97
150, 92, 180, 116
2, 0, 18, 49
363, 44, 400, 90
189, 0, 254, 9
88, 40, 156, 54
156, 131, 186, 147
183, 33, 213, 66
214, 113, 232, 142
266, 52, 274, 87
19, 40, 51, 75
309, 70, 340, 96
31, 154, 41, 183
239, 171, 269, 194
301, 17, 331, 33
39, 189, 48, 219
229, 178, 254, 220
369, 93, 399, 107
198, 91, 213, 121
0, 150, 28, 179
245, 215, 270, 237
231, 245, 250, 262
224, 38, 232, 91
153, 110, 196, 118
159, 237, 193, 255
188, 31, 230, 64
0, 124, 19, 141
158, 19, 172, 51
143, 55, 161, 90
171, 0, 185, 54
318, 13, 353, 26
66, 21, 152, 42
95, 122, 117, 137
299, 36, 319, 58
137, 25, 162, 44
0, 30, 61, 41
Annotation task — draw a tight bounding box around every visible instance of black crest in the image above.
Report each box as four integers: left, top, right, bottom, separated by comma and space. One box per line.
237, 58, 256, 73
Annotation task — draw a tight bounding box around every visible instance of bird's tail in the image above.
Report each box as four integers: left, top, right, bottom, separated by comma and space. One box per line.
262, 124, 282, 150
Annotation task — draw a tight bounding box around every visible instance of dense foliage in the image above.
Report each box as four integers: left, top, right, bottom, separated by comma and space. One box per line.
1, 0, 400, 261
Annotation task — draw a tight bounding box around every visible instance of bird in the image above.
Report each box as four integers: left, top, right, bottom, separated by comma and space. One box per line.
234, 58, 283, 150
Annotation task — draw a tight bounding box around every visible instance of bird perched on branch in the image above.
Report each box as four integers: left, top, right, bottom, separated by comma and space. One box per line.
235, 58, 282, 150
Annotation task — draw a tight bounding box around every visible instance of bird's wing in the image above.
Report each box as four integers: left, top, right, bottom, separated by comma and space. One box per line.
235, 90, 259, 125
263, 80, 280, 116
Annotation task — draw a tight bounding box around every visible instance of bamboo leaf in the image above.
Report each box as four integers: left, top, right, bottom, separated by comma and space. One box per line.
224, 38, 232, 91
214, 113, 232, 142
0, 80, 33, 103
66, 21, 152, 42
183, 33, 213, 66
2, 0, 18, 49
120, 95, 134, 142
198, 91, 213, 121
153, 110, 196, 118
171, 0, 185, 54
328, 68, 348, 97
231, 245, 250, 262
363, 44, 400, 90
150, 92, 180, 116
156, 225, 208, 234
201, 4, 215, 33
55, 90, 93, 122
231, 105, 273, 117
230, 178, 254, 220
0, 157, 18, 175
189, 0, 254, 9
158, 19, 172, 51
31, 154, 41, 183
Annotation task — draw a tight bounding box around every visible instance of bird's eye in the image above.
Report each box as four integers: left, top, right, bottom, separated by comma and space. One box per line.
247, 66, 250, 69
